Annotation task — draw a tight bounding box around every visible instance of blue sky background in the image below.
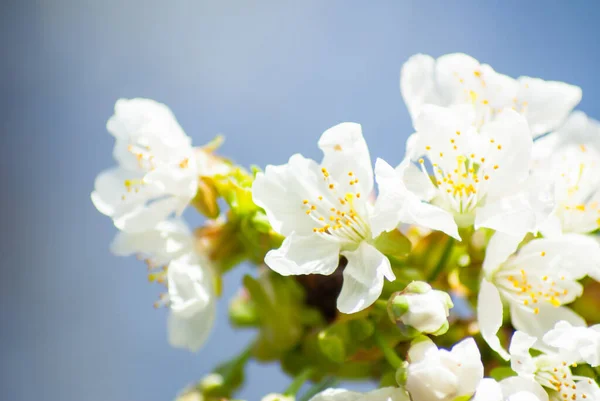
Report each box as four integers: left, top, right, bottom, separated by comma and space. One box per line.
1, 1, 599, 400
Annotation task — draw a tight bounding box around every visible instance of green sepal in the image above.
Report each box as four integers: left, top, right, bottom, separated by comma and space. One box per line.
373, 229, 412, 259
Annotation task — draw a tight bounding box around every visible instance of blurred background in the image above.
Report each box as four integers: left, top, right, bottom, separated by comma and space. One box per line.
1, 1, 599, 400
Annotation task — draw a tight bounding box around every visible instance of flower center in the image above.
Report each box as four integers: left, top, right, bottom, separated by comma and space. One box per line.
494, 261, 572, 315
536, 360, 595, 400
301, 168, 370, 244
419, 135, 502, 219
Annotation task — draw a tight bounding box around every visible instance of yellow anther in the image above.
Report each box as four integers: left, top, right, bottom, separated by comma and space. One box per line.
329, 184, 334, 189
456, 131, 461, 136
534, 308, 539, 314
418, 158, 424, 164
303, 199, 309, 204
493, 165, 499, 170
426, 145, 431, 150
497, 145, 502, 150
541, 251, 546, 256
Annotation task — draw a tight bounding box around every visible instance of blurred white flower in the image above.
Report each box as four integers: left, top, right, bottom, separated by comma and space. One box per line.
308, 387, 409, 401
405, 337, 483, 401
533, 112, 600, 240
381, 104, 536, 238
543, 320, 600, 367
478, 233, 596, 359
400, 53, 581, 136
261, 394, 295, 401
510, 331, 600, 401
252, 123, 402, 314
110, 218, 216, 352
389, 282, 453, 335
472, 377, 549, 401
92, 98, 198, 233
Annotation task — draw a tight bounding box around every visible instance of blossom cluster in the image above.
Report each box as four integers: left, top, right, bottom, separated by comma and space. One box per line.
92, 53, 600, 401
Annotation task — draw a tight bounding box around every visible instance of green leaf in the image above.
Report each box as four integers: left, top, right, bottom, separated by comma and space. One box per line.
374, 229, 412, 259
489, 366, 517, 381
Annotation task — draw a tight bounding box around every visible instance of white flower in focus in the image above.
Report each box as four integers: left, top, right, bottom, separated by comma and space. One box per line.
543, 321, 600, 367
400, 53, 581, 136
110, 218, 216, 352
253, 123, 404, 314
405, 337, 483, 401
390, 282, 453, 335
92, 98, 199, 233
472, 377, 549, 401
385, 104, 536, 237
308, 387, 409, 401
510, 331, 600, 401
533, 112, 600, 239
478, 233, 593, 359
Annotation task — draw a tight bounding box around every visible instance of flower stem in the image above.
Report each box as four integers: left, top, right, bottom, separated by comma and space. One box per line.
284, 367, 314, 396
427, 237, 455, 282
373, 330, 403, 369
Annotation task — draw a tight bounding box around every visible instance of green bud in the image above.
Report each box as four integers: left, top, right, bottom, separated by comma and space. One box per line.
404, 281, 432, 294
387, 292, 409, 322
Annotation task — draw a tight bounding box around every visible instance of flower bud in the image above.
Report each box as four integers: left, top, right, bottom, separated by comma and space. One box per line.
388, 281, 453, 335
406, 337, 483, 401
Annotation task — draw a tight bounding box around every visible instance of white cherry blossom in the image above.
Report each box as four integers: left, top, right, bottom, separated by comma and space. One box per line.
252, 123, 404, 314
510, 331, 600, 401
405, 337, 483, 401
543, 321, 600, 367
533, 112, 600, 239
477, 233, 595, 359
401, 53, 581, 136
92, 98, 199, 233
110, 218, 216, 352
308, 387, 409, 401
384, 104, 536, 238
472, 377, 549, 401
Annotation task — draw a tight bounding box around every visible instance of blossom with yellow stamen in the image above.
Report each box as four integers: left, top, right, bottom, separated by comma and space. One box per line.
253, 122, 402, 314
477, 233, 598, 360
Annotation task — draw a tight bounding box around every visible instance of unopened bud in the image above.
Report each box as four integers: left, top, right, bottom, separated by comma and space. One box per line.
388, 281, 453, 336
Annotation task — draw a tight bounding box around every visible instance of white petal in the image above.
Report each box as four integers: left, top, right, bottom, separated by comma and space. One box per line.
337, 242, 391, 314
252, 154, 327, 236
110, 218, 193, 265
167, 255, 216, 352
478, 109, 533, 201
508, 331, 538, 378
482, 232, 523, 276
264, 232, 341, 277
400, 54, 442, 123
107, 98, 188, 144
371, 158, 459, 239
472, 378, 503, 401
475, 193, 535, 237
114, 196, 182, 233
168, 302, 215, 352
308, 388, 363, 401
499, 377, 548, 401
519, 234, 600, 280
510, 304, 585, 347
543, 321, 600, 367
451, 337, 484, 396
318, 122, 373, 195
516, 77, 582, 136
478, 279, 509, 360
